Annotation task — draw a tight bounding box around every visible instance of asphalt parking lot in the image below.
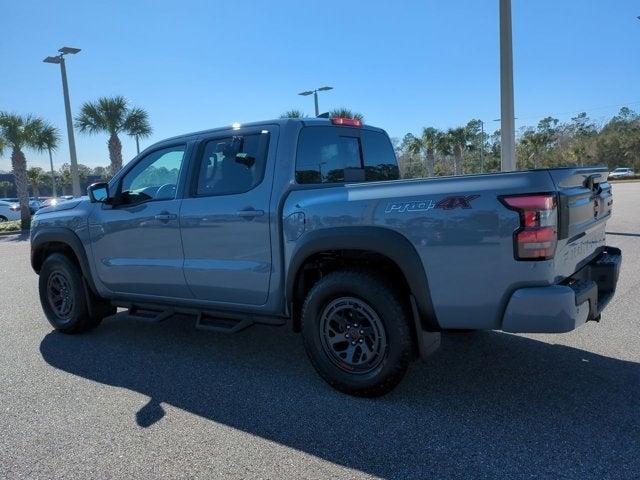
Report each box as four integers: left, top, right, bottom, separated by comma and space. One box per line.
1, 183, 639, 480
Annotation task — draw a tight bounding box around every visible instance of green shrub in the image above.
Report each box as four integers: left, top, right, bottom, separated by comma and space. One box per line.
0, 220, 22, 232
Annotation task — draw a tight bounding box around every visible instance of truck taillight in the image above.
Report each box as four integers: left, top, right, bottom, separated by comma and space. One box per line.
501, 194, 557, 260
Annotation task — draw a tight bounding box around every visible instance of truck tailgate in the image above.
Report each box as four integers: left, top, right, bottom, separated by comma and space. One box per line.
549, 167, 613, 279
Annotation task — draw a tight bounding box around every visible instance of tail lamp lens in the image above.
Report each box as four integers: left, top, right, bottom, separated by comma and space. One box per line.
502, 194, 557, 260
331, 117, 362, 127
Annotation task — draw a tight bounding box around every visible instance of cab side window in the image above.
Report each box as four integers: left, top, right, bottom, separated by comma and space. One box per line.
195, 133, 270, 196
119, 145, 185, 204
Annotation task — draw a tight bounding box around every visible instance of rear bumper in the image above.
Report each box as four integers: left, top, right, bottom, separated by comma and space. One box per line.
502, 246, 621, 333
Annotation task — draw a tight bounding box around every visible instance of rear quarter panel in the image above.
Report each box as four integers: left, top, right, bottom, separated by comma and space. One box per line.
284, 170, 567, 330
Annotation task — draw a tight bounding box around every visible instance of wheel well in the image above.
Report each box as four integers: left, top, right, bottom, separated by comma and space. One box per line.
33, 241, 81, 274
290, 249, 412, 332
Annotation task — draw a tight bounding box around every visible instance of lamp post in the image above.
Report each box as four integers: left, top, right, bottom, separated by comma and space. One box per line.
499, 0, 516, 171
43, 46, 81, 197
479, 120, 485, 173
298, 86, 333, 117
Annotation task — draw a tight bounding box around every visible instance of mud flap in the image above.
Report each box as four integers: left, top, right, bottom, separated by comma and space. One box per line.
410, 295, 441, 361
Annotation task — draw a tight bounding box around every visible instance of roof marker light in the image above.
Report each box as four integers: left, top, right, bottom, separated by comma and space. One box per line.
331, 117, 362, 127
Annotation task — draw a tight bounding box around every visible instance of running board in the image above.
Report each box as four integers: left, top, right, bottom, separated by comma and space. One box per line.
112, 300, 286, 332
195, 312, 254, 333
126, 306, 174, 323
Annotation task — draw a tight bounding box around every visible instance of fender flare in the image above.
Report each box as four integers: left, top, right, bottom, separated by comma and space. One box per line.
286, 226, 439, 330
31, 227, 98, 295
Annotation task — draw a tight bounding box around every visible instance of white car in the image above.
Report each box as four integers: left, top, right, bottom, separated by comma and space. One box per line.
0, 200, 20, 222
608, 167, 635, 179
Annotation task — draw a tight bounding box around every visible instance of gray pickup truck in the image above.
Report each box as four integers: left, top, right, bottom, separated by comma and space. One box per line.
31, 117, 621, 396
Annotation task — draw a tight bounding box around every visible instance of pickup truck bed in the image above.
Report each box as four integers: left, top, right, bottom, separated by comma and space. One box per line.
284, 165, 617, 333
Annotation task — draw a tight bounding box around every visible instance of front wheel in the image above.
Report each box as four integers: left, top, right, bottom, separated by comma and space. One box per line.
301, 271, 414, 397
38, 253, 115, 334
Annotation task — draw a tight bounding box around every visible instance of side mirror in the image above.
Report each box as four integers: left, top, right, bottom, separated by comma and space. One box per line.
87, 182, 110, 203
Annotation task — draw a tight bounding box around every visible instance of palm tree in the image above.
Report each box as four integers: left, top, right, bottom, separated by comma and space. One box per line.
445, 127, 473, 175
329, 108, 364, 122
280, 110, 306, 119
33, 123, 61, 197
75, 96, 152, 173
0, 180, 12, 198
0, 112, 46, 229
124, 107, 152, 155
27, 167, 46, 197
59, 166, 73, 196
408, 127, 442, 177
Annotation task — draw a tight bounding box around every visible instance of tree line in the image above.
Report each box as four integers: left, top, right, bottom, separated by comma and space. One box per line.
394, 107, 640, 179
0, 164, 114, 198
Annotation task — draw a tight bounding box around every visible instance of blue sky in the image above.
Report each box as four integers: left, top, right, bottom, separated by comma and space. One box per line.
1, 0, 639, 170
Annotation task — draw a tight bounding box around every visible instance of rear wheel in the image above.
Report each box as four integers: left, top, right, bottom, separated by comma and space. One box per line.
301, 270, 413, 397
38, 253, 115, 334
0, 216, 7, 222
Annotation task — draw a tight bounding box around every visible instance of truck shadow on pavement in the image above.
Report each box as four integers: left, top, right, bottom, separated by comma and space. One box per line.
40, 314, 640, 479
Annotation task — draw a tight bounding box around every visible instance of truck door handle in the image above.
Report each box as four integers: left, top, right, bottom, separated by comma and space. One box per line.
236, 208, 264, 220
154, 213, 177, 222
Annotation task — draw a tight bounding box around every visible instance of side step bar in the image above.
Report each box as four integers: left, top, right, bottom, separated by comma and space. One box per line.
126, 306, 174, 323
113, 301, 286, 333
196, 313, 254, 333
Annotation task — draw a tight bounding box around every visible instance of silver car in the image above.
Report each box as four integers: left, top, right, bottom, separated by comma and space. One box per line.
608, 167, 635, 179
0, 200, 20, 222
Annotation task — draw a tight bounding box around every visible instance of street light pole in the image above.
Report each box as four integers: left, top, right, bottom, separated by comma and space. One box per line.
299, 86, 333, 117
480, 120, 485, 173
44, 47, 81, 197
59, 56, 81, 196
499, 0, 516, 171
47, 147, 57, 197
314, 91, 320, 117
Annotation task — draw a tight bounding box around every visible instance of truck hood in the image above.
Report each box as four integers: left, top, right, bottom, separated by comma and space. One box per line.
37, 197, 88, 214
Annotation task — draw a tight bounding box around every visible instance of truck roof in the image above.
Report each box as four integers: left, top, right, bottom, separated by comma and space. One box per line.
151, 118, 385, 149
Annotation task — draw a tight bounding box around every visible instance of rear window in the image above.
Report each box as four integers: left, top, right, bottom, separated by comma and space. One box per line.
296, 126, 399, 184
361, 130, 400, 182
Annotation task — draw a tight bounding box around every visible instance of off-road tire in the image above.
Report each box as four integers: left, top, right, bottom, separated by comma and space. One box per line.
38, 253, 115, 334
301, 270, 413, 397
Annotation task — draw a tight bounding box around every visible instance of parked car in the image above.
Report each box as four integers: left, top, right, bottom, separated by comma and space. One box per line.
1, 197, 42, 214
608, 167, 635, 179
30, 117, 621, 396
0, 200, 20, 222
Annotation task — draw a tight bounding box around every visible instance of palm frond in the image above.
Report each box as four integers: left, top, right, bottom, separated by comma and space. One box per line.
23, 116, 46, 149
75, 96, 129, 135
98, 96, 128, 133
0, 112, 26, 148
75, 101, 106, 135
0, 112, 48, 151
123, 107, 152, 138
421, 127, 442, 149
33, 123, 61, 153
329, 108, 365, 122
280, 109, 306, 119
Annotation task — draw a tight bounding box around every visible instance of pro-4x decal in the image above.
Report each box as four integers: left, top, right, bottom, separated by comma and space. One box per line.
434, 195, 480, 210
385, 195, 479, 214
